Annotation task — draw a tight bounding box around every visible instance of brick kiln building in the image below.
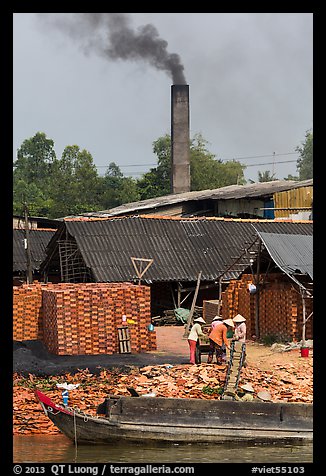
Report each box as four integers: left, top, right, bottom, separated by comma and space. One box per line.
13, 215, 313, 356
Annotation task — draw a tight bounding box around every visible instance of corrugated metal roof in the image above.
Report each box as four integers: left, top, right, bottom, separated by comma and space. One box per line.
54, 216, 313, 283
71, 179, 313, 218
13, 229, 56, 272
255, 231, 313, 280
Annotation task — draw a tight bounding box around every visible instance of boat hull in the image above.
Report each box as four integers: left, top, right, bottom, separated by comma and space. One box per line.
35, 390, 313, 445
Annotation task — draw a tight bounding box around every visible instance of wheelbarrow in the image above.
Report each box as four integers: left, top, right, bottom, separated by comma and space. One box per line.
195, 330, 211, 364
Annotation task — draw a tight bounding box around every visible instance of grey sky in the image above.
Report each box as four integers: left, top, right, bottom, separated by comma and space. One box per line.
13, 13, 313, 182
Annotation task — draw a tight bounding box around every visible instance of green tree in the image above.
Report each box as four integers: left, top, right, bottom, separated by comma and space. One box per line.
190, 134, 246, 189
13, 132, 57, 216
136, 133, 246, 200
13, 134, 105, 218
14, 132, 56, 185
13, 179, 54, 216
136, 135, 172, 200
284, 174, 299, 181
49, 145, 102, 217
99, 162, 140, 209
257, 170, 277, 182
296, 130, 313, 180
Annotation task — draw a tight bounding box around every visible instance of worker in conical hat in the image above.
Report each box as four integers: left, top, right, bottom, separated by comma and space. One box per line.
187, 317, 206, 365
233, 314, 246, 322
233, 314, 247, 367
211, 315, 223, 328
233, 314, 247, 343
206, 315, 224, 364
223, 318, 235, 327
207, 318, 234, 365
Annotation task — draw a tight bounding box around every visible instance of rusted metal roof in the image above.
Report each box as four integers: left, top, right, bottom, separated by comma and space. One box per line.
13, 228, 56, 272
43, 216, 312, 283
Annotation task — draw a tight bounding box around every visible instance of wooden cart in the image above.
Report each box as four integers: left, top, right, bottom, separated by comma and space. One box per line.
195, 326, 211, 363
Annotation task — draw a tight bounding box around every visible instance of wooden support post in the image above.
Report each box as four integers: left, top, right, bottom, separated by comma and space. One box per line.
217, 277, 223, 316
301, 289, 313, 346
254, 238, 262, 339
24, 203, 33, 284
183, 271, 202, 338
170, 284, 177, 309
177, 283, 181, 308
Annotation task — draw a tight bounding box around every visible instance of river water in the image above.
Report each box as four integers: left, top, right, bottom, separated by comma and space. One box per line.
13, 435, 313, 464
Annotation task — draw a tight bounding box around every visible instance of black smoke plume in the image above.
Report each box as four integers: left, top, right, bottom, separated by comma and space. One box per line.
41, 13, 187, 84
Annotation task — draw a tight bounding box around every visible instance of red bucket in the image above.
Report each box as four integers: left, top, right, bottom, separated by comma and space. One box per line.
300, 347, 309, 358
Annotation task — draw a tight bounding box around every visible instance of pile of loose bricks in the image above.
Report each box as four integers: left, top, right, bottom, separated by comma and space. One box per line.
13, 282, 156, 355
221, 274, 313, 341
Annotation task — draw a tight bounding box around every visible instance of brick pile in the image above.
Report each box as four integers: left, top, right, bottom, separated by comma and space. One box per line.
13, 282, 156, 355
221, 274, 313, 341
13, 282, 44, 341
203, 299, 221, 324
222, 275, 256, 336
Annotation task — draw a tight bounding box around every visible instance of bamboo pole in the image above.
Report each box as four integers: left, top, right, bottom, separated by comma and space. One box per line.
254, 238, 262, 338
183, 271, 202, 338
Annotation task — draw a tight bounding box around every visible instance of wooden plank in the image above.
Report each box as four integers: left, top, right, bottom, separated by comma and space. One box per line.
183, 271, 202, 338
118, 326, 131, 353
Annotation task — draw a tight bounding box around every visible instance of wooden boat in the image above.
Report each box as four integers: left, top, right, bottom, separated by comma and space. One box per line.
35, 389, 312, 445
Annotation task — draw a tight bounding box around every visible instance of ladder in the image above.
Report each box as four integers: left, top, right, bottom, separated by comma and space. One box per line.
221, 340, 246, 400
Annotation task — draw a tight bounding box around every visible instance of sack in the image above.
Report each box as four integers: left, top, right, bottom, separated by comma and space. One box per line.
248, 283, 257, 294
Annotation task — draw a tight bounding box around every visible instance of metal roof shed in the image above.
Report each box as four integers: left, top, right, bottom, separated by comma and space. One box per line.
41, 217, 313, 284
255, 232, 313, 283
254, 231, 313, 346
13, 228, 56, 273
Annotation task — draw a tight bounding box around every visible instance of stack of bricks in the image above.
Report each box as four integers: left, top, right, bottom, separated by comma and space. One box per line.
221, 274, 313, 341
13, 281, 44, 341
203, 299, 221, 325
221, 275, 256, 336
257, 280, 294, 339
13, 282, 156, 355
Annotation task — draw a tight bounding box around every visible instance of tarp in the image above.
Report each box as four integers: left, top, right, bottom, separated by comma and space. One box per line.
174, 308, 190, 323
255, 232, 313, 281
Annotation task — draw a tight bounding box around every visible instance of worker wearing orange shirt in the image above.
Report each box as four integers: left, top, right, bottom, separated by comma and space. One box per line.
207, 315, 223, 363
207, 319, 234, 365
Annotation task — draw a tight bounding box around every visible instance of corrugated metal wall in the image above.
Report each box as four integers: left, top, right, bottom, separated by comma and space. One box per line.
274, 186, 313, 219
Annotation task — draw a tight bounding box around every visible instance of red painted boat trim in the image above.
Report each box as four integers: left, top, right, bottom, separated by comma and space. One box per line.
35, 389, 72, 415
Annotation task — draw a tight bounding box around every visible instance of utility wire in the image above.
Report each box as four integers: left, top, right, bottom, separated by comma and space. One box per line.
93, 151, 299, 169
13, 151, 299, 174
244, 159, 297, 168
223, 152, 298, 161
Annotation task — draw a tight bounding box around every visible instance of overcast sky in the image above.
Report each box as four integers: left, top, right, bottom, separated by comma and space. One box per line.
13, 13, 313, 182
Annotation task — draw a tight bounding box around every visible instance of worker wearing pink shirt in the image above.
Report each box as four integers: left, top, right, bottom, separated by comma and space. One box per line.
233, 314, 247, 342
233, 314, 247, 367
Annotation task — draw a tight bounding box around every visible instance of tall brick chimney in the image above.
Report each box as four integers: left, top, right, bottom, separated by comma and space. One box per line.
171, 85, 190, 194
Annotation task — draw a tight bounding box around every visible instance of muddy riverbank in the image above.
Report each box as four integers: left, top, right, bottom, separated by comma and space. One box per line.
13, 326, 313, 436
